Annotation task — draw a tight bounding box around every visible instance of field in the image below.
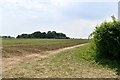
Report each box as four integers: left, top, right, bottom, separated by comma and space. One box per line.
2, 39, 119, 78
2, 39, 88, 58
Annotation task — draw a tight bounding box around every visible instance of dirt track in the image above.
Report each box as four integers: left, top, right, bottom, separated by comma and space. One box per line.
3, 43, 88, 71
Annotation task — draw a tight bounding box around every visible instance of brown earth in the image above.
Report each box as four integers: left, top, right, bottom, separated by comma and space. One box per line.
2, 43, 88, 72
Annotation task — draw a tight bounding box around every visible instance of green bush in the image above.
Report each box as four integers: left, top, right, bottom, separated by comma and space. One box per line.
91, 16, 120, 60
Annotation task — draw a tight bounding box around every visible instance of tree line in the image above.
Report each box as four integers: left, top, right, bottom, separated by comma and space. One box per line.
0, 36, 14, 38
16, 31, 70, 39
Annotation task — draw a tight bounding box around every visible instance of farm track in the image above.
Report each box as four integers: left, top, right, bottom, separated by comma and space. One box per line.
3, 43, 88, 72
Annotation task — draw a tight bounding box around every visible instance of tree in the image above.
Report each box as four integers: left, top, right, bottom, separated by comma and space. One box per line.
41, 32, 47, 38
16, 31, 70, 39
16, 35, 21, 38
21, 34, 28, 38
32, 31, 41, 38
47, 31, 53, 38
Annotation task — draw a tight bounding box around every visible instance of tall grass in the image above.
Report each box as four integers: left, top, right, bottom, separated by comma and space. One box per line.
87, 42, 120, 77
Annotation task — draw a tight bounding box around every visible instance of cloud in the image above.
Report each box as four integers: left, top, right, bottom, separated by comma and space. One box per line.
50, 0, 119, 2
1, 0, 117, 20
54, 18, 102, 38
61, 2, 117, 20
0, 0, 118, 38
0, 0, 48, 12
0, 0, 72, 11
53, 16, 114, 38
50, 0, 72, 7
0, 0, 64, 20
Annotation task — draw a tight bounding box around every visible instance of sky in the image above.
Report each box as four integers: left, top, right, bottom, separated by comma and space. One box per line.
0, 0, 119, 38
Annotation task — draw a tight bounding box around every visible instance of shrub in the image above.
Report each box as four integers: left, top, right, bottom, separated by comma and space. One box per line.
91, 16, 120, 60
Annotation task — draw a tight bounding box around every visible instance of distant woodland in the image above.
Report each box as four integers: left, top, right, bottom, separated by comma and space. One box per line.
0, 36, 14, 38
16, 31, 70, 39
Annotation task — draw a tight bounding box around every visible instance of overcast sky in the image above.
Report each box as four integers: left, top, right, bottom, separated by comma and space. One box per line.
0, 0, 119, 38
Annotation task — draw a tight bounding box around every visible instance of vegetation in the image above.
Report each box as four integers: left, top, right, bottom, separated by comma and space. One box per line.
16, 31, 70, 39
91, 16, 120, 61
0, 36, 14, 38
90, 16, 120, 77
3, 16, 120, 78
3, 44, 117, 78
2, 39, 88, 58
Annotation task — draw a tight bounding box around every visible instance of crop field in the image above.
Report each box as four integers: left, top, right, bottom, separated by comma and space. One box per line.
2, 39, 88, 58
2, 39, 89, 78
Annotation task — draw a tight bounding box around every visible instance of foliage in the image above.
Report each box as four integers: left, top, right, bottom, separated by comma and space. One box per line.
16, 31, 70, 39
0, 36, 14, 38
91, 16, 120, 60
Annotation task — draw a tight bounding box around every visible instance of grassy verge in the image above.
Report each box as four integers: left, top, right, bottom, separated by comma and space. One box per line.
3, 44, 117, 78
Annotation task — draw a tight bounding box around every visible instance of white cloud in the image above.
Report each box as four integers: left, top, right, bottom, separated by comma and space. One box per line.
0, 0, 48, 12
65, 19, 100, 38
50, 0, 119, 2
0, 0, 73, 11
54, 17, 112, 38
50, 0, 72, 7
0, 0, 64, 21
1, 0, 19, 4
21, 0, 48, 12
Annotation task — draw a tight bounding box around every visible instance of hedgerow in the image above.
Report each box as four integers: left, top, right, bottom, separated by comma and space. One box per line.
91, 16, 120, 60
